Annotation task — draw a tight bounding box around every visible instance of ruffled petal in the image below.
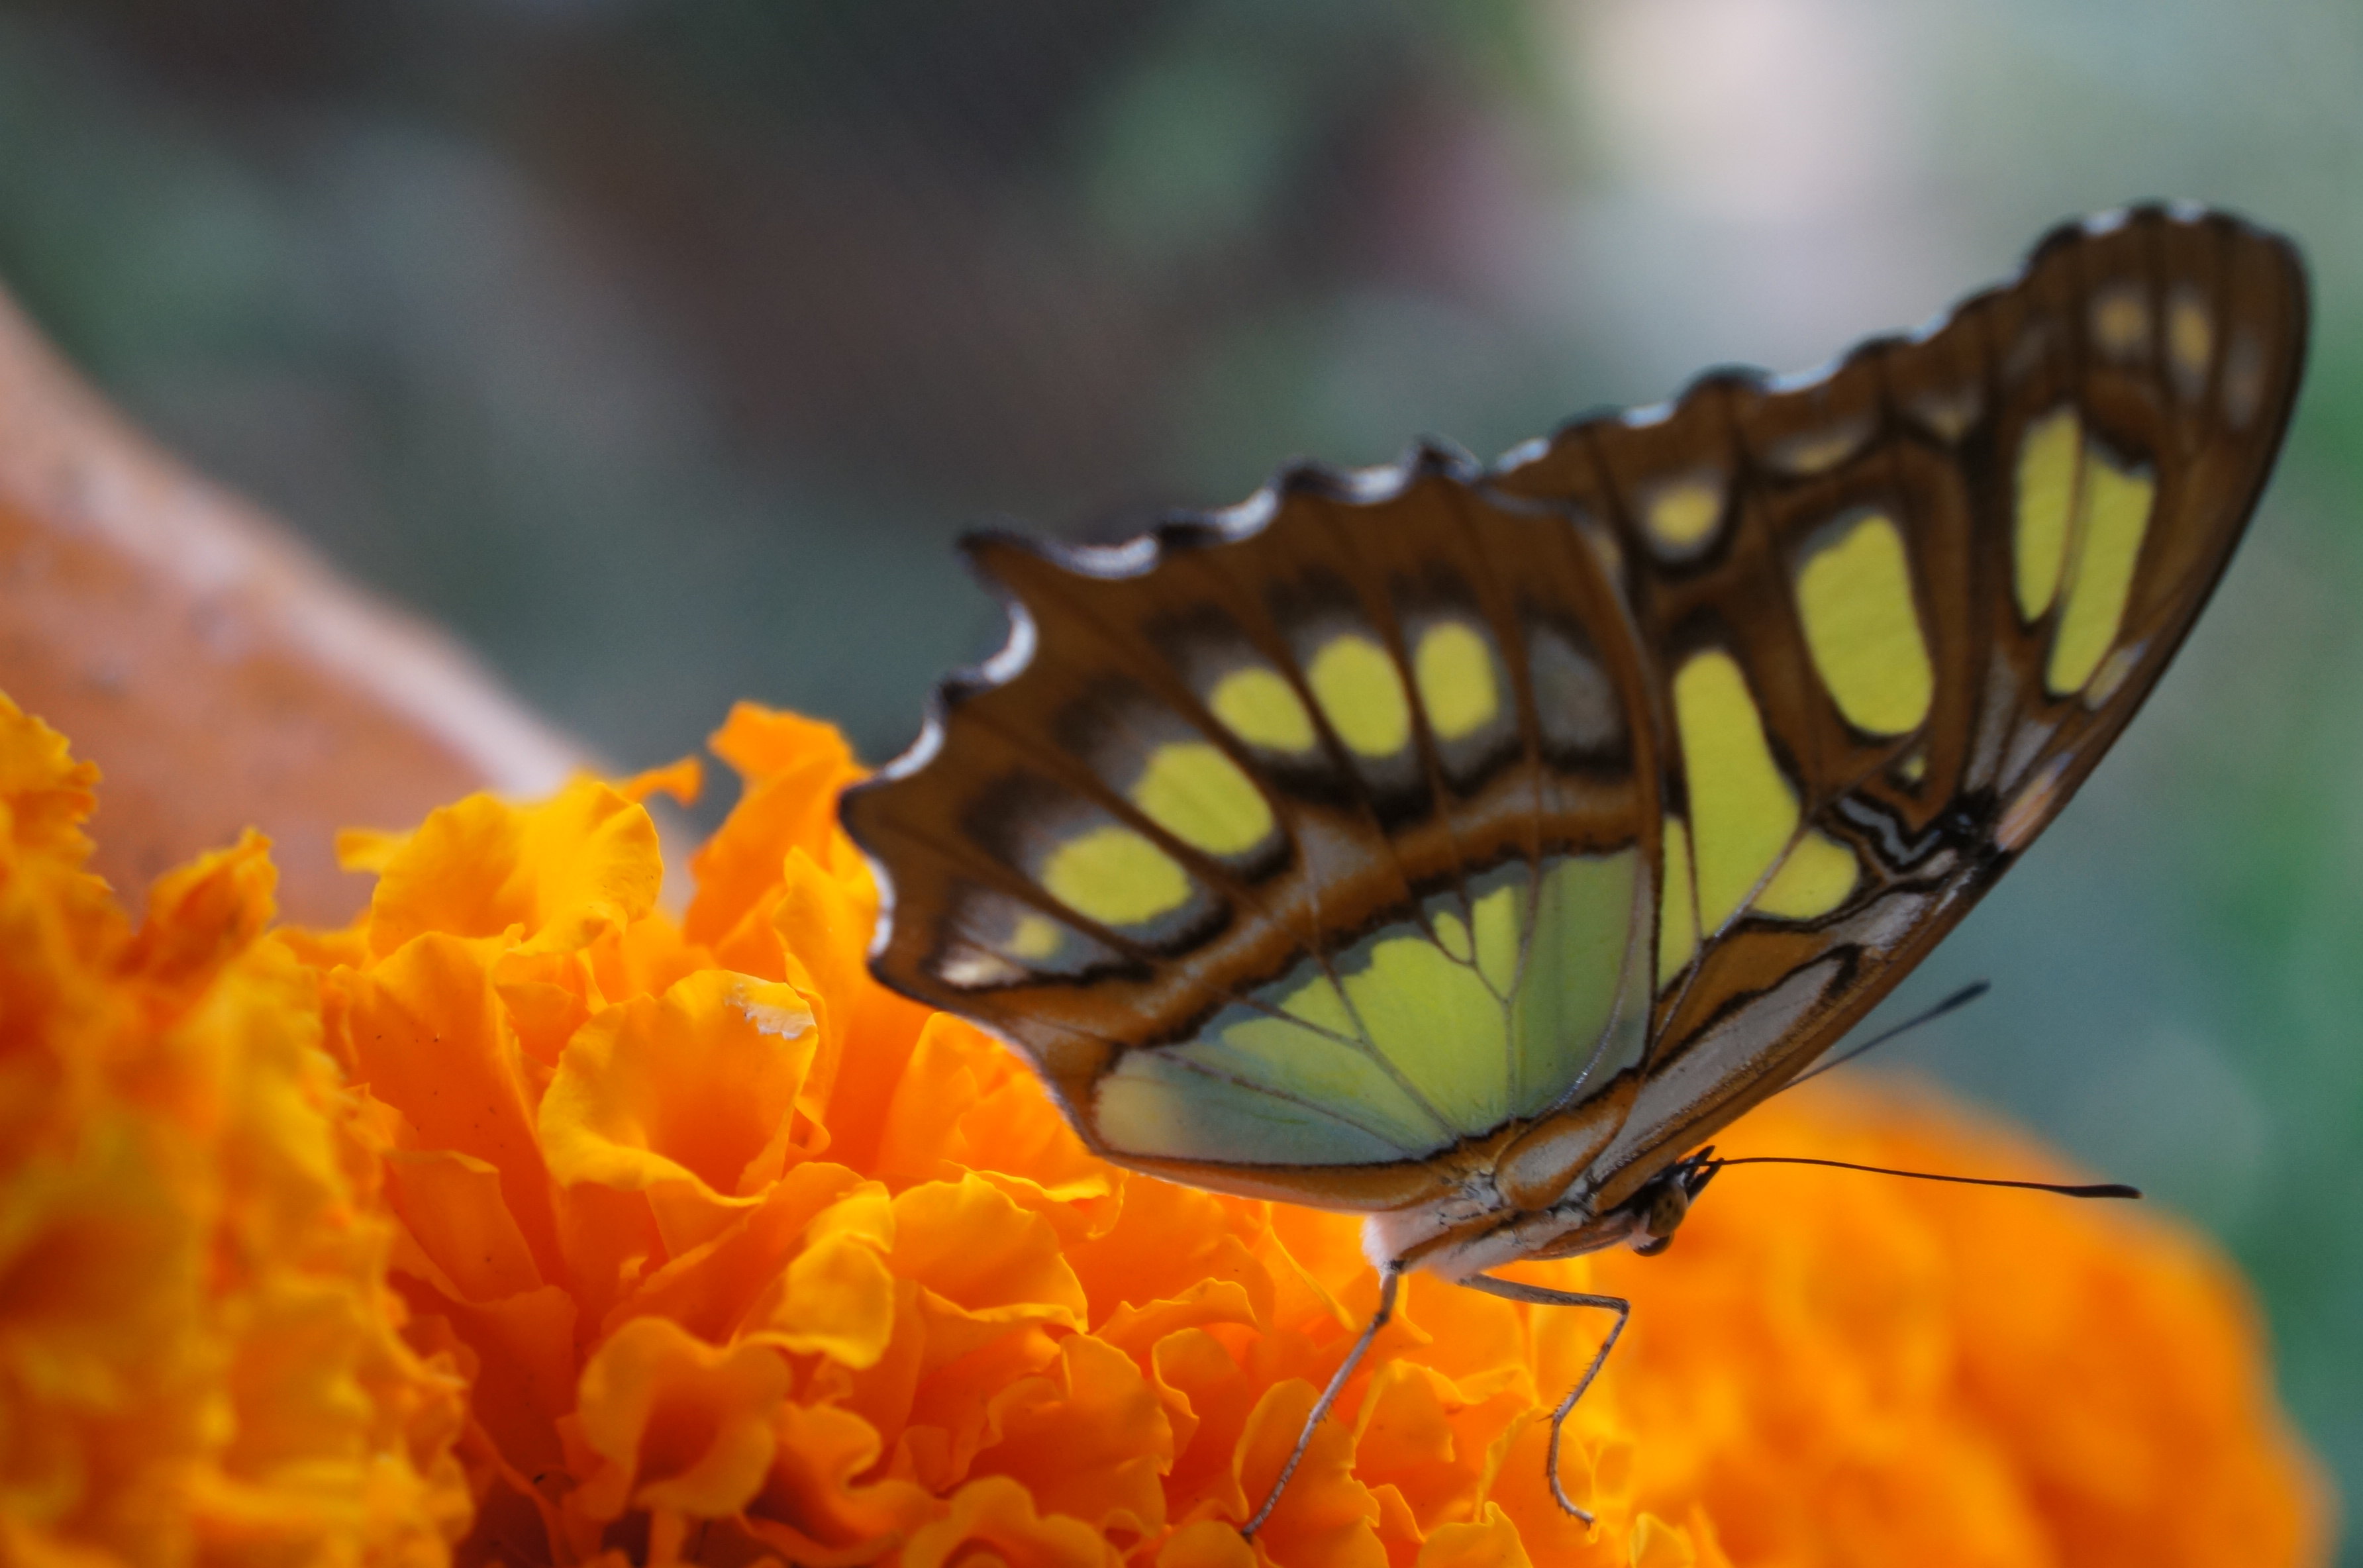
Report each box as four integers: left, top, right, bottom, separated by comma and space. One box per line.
366, 779, 663, 959
538, 970, 821, 1237
899, 1474, 1122, 1568
571, 1315, 793, 1521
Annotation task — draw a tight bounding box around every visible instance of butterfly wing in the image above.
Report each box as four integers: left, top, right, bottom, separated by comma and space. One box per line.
1489, 205, 2307, 1213
840, 204, 2307, 1219
841, 454, 1670, 1209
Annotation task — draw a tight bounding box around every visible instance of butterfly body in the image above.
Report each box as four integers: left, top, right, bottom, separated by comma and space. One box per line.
841, 203, 2305, 1291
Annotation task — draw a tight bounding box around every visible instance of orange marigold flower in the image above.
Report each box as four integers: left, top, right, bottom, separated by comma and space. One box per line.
0, 691, 2329, 1566
274, 701, 2328, 1568
0, 694, 470, 1563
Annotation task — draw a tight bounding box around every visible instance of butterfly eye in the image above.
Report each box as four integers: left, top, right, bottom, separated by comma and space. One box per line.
1640, 1177, 1692, 1245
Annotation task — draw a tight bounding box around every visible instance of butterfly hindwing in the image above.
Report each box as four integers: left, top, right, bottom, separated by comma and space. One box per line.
843, 458, 1668, 1208
841, 203, 2306, 1223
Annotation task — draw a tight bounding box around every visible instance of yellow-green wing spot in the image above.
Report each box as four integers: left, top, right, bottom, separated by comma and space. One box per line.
1413, 621, 1503, 740
1509, 850, 1644, 1117
2014, 407, 2081, 621
2223, 327, 2270, 429
2048, 448, 2156, 694
1209, 665, 1318, 754
1129, 742, 1274, 856
1307, 632, 1413, 757
1040, 824, 1193, 927
1657, 816, 1697, 987
1007, 911, 1064, 960
1753, 829, 1856, 920
1769, 420, 1871, 477
1095, 1050, 1416, 1165
934, 884, 1129, 990
2089, 282, 2150, 360
1793, 511, 1935, 736
1470, 871, 1523, 997
1673, 650, 1802, 932
2167, 287, 2212, 401
1642, 473, 1725, 557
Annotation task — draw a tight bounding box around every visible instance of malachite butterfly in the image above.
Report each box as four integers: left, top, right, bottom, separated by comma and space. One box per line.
838, 204, 2307, 1526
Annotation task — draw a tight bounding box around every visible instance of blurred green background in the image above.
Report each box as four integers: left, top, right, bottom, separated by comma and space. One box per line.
0, 0, 2353, 1551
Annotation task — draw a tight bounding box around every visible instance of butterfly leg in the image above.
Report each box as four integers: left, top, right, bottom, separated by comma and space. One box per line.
1458, 1273, 1631, 1522
1242, 1262, 1404, 1539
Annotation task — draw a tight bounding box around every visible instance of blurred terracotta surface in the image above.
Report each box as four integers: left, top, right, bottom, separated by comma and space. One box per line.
0, 285, 583, 924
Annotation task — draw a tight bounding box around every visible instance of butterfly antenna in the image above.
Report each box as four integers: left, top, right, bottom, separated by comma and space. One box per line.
1705, 1153, 2139, 1200
1782, 980, 1991, 1093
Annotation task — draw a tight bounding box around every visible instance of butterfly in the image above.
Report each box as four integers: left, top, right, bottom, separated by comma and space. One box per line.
837, 204, 2307, 1530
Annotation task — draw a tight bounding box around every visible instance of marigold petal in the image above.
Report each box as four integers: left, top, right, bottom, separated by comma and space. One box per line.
956, 1081, 1119, 1215
332, 826, 405, 875
686, 705, 864, 950
554, 1179, 668, 1342
574, 1316, 793, 1522
0, 696, 99, 862
804, 1275, 932, 1459
899, 1474, 1121, 1568
727, 1181, 893, 1369
1416, 1502, 1533, 1568
1070, 1175, 1274, 1336
803, 985, 936, 1177
272, 921, 368, 976
332, 933, 562, 1281
491, 947, 596, 1069
383, 1147, 543, 1302
1234, 1381, 1387, 1568
440, 1283, 579, 1479
539, 971, 819, 1223
1624, 1514, 1692, 1568
619, 756, 703, 807
1392, 1271, 1533, 1394
1352, 1361, 1527, 1538
970, 1334, 1174, 1540
1155, 1328, 1260, 1526
0, 1110, 193, 1408
589, 911, 713, 1016
889, 1174, 1089, 1353
1097, 1279, 1265, 1376
1370, 1483, 1424, 1568
1472, 1413, 1600, 1564
777, 1231, 903, 1368
1158, 1518, 1259, 1568
876, 1013, 998, 1181
742, 1399, 936, 1565
772, 845, 874, 1072
366, 778, 662, 958
607, 1162, 880, 1348
120, 830, 277, 998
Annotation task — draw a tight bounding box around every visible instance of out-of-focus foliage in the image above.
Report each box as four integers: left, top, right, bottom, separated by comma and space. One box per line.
0, 0, 2354, 1556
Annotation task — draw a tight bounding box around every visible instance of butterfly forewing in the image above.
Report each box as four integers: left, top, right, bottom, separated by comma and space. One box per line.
1504, 207, 2307, 1210
842, 204, 2305, 1228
